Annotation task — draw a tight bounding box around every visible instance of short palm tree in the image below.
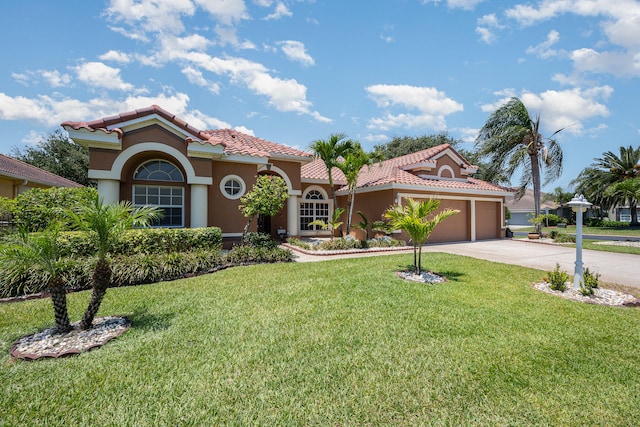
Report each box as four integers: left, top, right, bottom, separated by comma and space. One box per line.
310, 133, 355, 223
69, 196, 160, 330
308, 207, 345, 240
0, 224, 72, 332
475, 97, 564, 234
384, 198, 459, 274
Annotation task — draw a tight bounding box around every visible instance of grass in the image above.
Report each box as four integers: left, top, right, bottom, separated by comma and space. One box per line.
1, 254, 640, 425
518, 225, 640, 237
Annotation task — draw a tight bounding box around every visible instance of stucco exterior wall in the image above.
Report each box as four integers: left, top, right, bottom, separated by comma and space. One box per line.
0, 178, 14, 198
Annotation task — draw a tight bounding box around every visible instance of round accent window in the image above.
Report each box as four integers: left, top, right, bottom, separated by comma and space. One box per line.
220, 175, 246, 200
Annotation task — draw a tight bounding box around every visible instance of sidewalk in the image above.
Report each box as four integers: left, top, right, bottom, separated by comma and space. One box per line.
288, 240, 639, 289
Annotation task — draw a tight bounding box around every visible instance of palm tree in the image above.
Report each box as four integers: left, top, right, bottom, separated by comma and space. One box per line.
337, 143, 381, 235
573, 145, 640, 225
352, 211, 370, 240
70, 196, 160, 330
604, 178, 640, 225
0, 224, 72, 332
384, 198, 459, 274
475, 97, 564, 234
310, 133, 355, 223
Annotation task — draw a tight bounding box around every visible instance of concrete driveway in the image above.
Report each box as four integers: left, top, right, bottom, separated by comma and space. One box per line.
290, 240, 639, 289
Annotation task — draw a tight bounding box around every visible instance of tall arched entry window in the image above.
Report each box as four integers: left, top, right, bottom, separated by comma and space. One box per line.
300, 187, 331, 233
133, 159, 185, 227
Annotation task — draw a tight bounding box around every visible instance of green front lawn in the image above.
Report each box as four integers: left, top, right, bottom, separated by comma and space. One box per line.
2, 254, 639, 425
519, 225, 640, 237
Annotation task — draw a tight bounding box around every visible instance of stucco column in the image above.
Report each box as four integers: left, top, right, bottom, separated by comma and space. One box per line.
190, 184, 208, 228
287, 195, 298, 236
470, 199, 476, 242
97, 179, 120, 204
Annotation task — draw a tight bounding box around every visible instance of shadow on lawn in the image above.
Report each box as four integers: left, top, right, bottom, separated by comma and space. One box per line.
129, 308, 175, 332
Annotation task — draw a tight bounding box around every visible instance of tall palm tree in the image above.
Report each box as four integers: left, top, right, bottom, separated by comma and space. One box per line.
70, 196, 160, 330
475, 97, 564, 234
337, 143, 381, 235
310, 133, 355, 218
0, 224, 72, 332
573, 145, 640, 225
384, 198, 459, 274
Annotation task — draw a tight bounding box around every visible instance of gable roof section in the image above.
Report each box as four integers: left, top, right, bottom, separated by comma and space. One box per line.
62, 105, 312, 162
0, 154, 82, 188
301, 144, 507, 195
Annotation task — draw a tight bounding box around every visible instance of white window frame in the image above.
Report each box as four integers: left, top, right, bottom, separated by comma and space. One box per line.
133, 184, 184, 228
219, 174, 246, 200
299, 186, 334, 236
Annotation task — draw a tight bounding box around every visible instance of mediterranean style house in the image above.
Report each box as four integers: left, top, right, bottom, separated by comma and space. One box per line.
0, 153, 82, 198
63, 105, 509, 245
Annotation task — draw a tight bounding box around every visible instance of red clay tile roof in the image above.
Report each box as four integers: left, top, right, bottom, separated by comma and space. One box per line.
62, 105, 313, 160
0, 154, 83, 188
301, 144, 508, 194
202, 129, 311, 159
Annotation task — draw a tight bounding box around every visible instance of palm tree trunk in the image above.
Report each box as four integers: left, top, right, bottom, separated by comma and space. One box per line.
413, 243, 418, 274
49, 280, 71, 333
418, 244, 423, 274
80, 257, 112, 330
346, 191, 355, 235
531, 153, 542, 234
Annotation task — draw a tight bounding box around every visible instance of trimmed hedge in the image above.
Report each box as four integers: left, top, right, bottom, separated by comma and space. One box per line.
56, 227, 223, 257
0, 245, 292, 298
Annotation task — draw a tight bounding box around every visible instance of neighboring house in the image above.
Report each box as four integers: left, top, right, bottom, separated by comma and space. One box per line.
62, 105, 510, 245
504, 188, 557, 226
0, 153, 82, 198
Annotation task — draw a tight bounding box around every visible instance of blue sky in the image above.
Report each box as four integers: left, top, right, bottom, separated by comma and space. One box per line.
1, 0, 638, 192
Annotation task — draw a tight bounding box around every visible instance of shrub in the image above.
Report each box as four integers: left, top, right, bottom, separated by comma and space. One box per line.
579, 267, 601, 296
318, 238, 366, 251
242, 232, 278, 249
10, 187, 98, 232
286, 237, 313, 250
531, 213, 562, 227
551, 232, 576, 243
547, 263, 569, 292
225, 245, 293, 264
57, 227, 222, 257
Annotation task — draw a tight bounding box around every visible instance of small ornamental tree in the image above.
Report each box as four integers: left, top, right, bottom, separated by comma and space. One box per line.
384, 198, 459, 274
239, 175, 288, 238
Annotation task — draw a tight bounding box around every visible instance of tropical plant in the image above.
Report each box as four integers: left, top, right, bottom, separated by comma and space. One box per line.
308, 207, 345, 240
69, 196, 161, 330
384, 198, 459, 274
337, 144, 381, 234
310, 133, 355, 217
572, 145, 640, 225
547, 263, 569, 292
239, 175, 289, 238
0, 224, 72, 332
475, 97, 564, 234
604, 178, 640, 226
352, 211, 370, 240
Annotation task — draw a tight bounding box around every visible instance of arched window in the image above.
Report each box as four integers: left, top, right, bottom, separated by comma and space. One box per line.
300, 188, 330, 231
133, 160, 184, 227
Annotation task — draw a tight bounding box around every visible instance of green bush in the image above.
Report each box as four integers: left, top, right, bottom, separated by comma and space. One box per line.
532, 213, 562, 226
9, 187, 98, 232
550, 231, 576, 243
547, 263, 569, 292
318, 238, 366, 251
57, 227, 222, 257
579, 267, 601, 296
286, 237, 313, 250
225, 245, 293, 264
242, 232, 278, 249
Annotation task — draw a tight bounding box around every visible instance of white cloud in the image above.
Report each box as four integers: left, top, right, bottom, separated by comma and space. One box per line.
526, 30, 562, 59
366, 84, 463, 131
363, 133, 389, 143
570, 48, 640, 77
422, 0, 485, 10
195, 0, 248, 25
476, 26, 496, 44
264, 2, 292, 20
278, 40, 315, 66
73, 62, 134, 92
21, 130, 47, 146
181, 66, 221, 94
40, 70, 72, 88
99, 50, 132, 63
480, 86, 612, 135
11, 73, 30, 86
234, 125, 254, 135
106, 0, 196, 36
476, 14, 503, 44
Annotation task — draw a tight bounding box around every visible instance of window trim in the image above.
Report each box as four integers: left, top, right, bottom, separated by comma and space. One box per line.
299, 186, 334, 236
220, 174, 246, 200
